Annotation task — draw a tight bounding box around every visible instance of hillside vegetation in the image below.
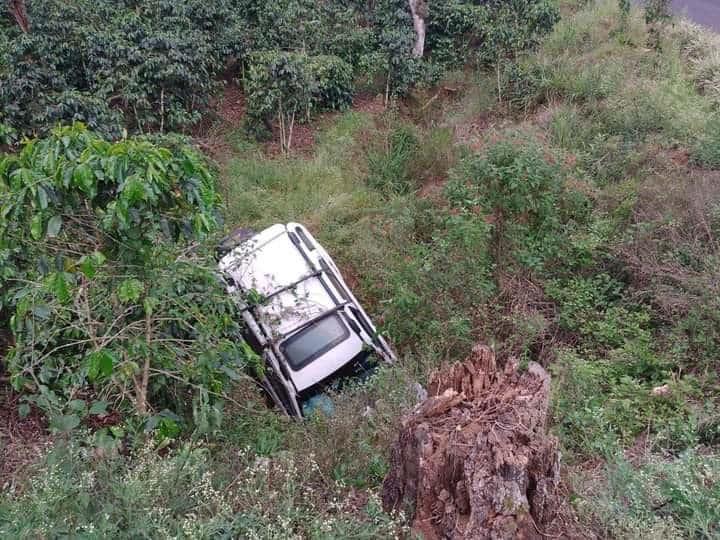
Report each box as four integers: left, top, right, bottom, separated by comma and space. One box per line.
1, 0, 720, 538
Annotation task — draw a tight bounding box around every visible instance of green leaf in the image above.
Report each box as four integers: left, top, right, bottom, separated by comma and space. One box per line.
46, 215, 63, 238
87, 350, 115, 381
118, 279, 144, 303
220, 365, 243, 381
37, 185, 48, 210
73, 163, 96, 197
93, 428, 120, 451
18, 403, 30, 418
79, 251, 106, 278
50, 414, 81, 433
122, 177, 147, 205
46, 272, 71, 304
143, 296, 159, 317
79, 256, 96, 278
31, 304, 51, 319
68, 399, 87, 414
30, 213, 43, 240
89, 400, 109, 416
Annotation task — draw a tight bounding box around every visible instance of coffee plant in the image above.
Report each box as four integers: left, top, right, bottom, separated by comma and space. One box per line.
0, 124, 252, 431
0, 0, 560, 141
0, 0, 248, 138
244, 52, 353, 149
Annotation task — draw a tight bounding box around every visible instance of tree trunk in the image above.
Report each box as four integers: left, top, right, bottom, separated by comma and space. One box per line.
408, 0, 427, 58
383, 345, 563, 539
8, 0, 29, 33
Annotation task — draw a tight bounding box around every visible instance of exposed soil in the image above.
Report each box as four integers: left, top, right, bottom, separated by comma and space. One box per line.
216, 83, 246, 125
418, 175, 448, 200
199, 87, 397, 163
382, 344, 585, 539
353, 93, 388, 116
193, 83, 245, 163
453, 111, 497, 152
0, 387, 50, 490
263, 122, 318, 158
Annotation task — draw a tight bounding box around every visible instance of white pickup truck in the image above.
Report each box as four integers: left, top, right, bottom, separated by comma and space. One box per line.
218, 223, 396, 417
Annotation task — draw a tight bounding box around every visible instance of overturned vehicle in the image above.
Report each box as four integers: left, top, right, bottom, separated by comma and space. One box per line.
218, 223, 396, 417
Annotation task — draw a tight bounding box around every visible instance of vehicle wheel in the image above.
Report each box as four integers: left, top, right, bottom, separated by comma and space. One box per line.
216, 227, 256, 258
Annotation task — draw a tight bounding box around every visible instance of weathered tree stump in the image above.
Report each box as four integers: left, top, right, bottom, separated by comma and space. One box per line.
382, 345, 561, 539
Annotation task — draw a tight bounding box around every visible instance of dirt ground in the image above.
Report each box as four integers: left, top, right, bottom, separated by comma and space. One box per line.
0, 387, 50, 490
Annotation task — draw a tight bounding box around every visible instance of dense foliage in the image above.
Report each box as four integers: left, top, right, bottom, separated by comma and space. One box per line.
244, 52, 354, 146
0, 0, 560, 140
0, 0, 248, 137
0, 124, 249, 432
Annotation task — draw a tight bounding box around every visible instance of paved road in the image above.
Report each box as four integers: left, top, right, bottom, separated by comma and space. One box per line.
672, 0, 720, 31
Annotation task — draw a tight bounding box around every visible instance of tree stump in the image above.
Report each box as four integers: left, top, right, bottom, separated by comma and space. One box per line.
382, 345, 561, 539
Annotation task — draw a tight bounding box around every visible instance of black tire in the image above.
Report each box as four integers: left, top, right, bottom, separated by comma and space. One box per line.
216, 227, 256, 259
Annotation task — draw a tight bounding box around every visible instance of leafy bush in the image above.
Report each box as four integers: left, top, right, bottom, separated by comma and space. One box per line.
364, 201, 494, 350
546, 274, 652, 350
0, 124, 249, 428
692, 117, 720, 169
0, 0, 248, 137
446, 141, 583, 270
1, 0, 562, 139
550, 349, 695, 458
244, 51, 353, 148
498, 61, 550, 112
476, 0, 561, 67
644, 0, 672, 24
426, 1, 484, 67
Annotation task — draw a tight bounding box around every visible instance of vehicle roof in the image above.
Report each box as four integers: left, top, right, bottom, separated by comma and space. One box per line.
219, 224, 338, 339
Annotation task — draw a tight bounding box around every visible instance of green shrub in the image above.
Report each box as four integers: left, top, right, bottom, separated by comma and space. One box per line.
551, 349, 695, 458
546, 274, 652, 349
426, 1, 484, 67
644, 0, 672, 24
496, 61, 549, 112
446, 140, 580, 270
370, 204, 494, 350
0, 124, 250, 429
476, 0, 561, 67
0, 0, 248, 137
692, 117, 720, 168
244, 51, 353, 148
0, 124, 218, 266
671, 300, 720, 371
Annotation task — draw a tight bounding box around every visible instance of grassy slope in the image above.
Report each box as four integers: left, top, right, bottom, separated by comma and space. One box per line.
2, 1, 720, 538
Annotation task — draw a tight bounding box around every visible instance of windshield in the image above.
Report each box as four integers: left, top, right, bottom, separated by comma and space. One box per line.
281, 314, 350, 370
